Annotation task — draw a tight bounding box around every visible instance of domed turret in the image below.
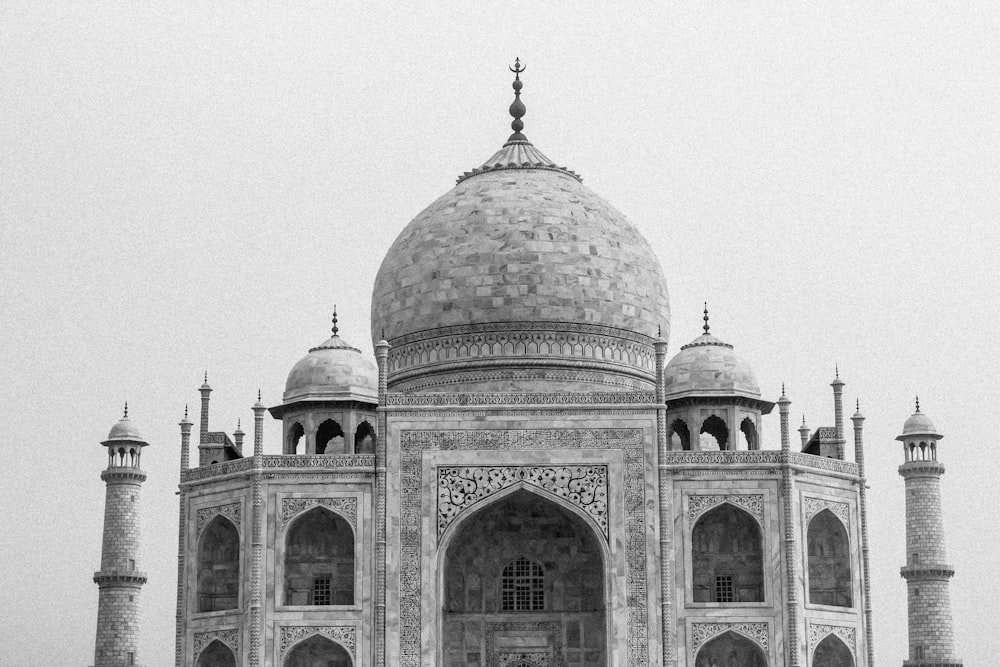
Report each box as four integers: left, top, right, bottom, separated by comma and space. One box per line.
270, 310, 378, 456
370, 64, 669, 393
663, 306, 773, 451
102, 403, 149, 468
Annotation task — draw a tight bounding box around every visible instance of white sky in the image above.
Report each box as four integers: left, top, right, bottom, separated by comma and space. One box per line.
1, 3, 998, 666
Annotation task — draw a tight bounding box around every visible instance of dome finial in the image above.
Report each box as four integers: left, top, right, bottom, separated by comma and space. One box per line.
507, 58, 527, 142
332, 306, 339, 336
184, 404, 188, 419
915, 395, 920, 412
123, 401, 128, 419
703, 302, 710, 335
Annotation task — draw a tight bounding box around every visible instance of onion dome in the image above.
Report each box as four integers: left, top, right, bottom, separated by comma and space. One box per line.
896, 397, 942, 440
281, 310, 377, 406
663, 306, 762, 400
371, 61, 669, 391
103, 403, 146, 444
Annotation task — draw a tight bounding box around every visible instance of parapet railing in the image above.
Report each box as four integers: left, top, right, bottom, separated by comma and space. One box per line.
661, 450, 860, 476
181, 454, 376, 482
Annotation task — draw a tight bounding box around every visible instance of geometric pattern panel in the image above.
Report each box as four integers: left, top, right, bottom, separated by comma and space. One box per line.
437, 465, 608, 538
691, 622, 769, 653
195, 502, 241, 535
279, 626, 356, 658
280, 497, 358, 529
687, 494, 764, 524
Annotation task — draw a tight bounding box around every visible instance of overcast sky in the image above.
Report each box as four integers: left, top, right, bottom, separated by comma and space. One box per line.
1, 3, 997, 666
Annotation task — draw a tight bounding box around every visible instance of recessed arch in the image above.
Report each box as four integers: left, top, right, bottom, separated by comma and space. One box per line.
813, 632, 855, 667
283, 634, 352, 667
284, 507, 354, 606
695, 630, 767, 666
354, 421, 375, 454
287, 422, 304, 455
316, 419, 344, 455
196, 639, 237, 667
740, 417, 758, 450
669, 418, 692, 450
808, 509, 852, 607
691, 503, 763, 603
197, 516, 240, 612
700, 415, 729, 450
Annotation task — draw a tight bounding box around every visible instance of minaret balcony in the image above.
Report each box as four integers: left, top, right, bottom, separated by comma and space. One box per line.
900, 564, 955, 580
93, 569, 148, 587
898, 460, 946, 477
100, 467, 148, 483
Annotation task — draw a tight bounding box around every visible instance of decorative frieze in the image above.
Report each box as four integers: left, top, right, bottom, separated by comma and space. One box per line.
386, 391, 655, 406
181, 454, 375, 482
394, 368, 650, 393
280, 497, 357, 529
663, 451, 782, 465
279, 626, 356, 658
691, 622, 769, 653
196, 503, 241, 534
687, 494, 764, 524
807, 623, 856, 654
193, 628, 239, 658
804, 496, 850, 528
437, 466, 608, 538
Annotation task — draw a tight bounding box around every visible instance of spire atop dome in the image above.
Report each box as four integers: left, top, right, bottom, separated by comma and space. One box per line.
680, 304, 732, 350
123, 401, 128, 419
703, 302, 711, 335
508, 57, 527, 142
915, 395, 921, 412
332, 306, 339, 336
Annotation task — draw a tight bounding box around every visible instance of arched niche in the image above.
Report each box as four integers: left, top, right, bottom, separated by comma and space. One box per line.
700, 415, 729, 450
740, 417, 758, 450
354, 421, 375, 454
197, 639, 237, 667
287, 422, 305, 454
284, 507, 354, 606
440, 488, 607, 667
197, 516, 240, 612
669, 418, 692, 450
691, 504, 763, 603
807, 509, 852, 607
316, 419, 345, 455
695, 630, 767, 666
813, 633, 855, 667
284, 634, 352, 667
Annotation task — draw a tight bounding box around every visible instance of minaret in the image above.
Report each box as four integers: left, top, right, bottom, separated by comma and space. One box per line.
92, 405, 149, 667
831, 367, 845, 459
897, 399, 962, 666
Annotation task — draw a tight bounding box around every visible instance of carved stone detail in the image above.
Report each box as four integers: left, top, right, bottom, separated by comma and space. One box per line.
438, 466, 608, 538
498, 652, 550, 667
687, 494, 764, 524
485, 621, 563, 667
193, 628, 239, 658
400, 429, 645, 667
691, 622, 769, 653
386, 391, 655, 406
807, 623, 856, 654
280, 497, 357, 529
196, 503, 241, 535
803, 496, 850, 528
279, 626, 356, 657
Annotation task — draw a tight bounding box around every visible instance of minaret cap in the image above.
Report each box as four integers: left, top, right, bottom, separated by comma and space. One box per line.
896, 397, 942, 440
103, 403, 147, 445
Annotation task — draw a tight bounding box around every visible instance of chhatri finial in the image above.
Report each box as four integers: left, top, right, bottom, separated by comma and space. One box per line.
204, 371, 208, 383
915, 395, 920, 412
856, 398, 860, 411
801, 414, 807, 425
123, 402, 128, 419
507, 58, 527, 142
703, 302, 710, 335
184, 404, 188, 419
657, 324, 661, 338
257, 389, 262, 401
331, 306, 339, 336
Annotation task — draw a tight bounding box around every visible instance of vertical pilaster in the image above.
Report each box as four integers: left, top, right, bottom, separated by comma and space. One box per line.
250, 393, 268, 667
374, 338, 391, 667
778, 388, 800, 667
653, 333, 673, 663
175, 409, 192, 667
831, 370, 845, 459
852, 404, 875, 667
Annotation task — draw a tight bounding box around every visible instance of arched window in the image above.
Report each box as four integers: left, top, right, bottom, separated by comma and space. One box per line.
197, 516, 240, 612
740, 417, 758, 450
808, 509, 852, 607
288, 422, 304, 454
669, 419, 691, 450
813, 633, 855, 667
196, 639, 236, 667
284, 508, 354, 606
695, 630, 767, 667
691, 503, 763, 603
316, 419, 344, 455
700, 415, 729, 450
501, 557, 545, 611
354, 421, 375, 454
284, 634, 351, 667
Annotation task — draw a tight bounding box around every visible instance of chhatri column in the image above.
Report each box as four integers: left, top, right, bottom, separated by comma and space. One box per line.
896, 399, 962, 666
92, 405, 149, 667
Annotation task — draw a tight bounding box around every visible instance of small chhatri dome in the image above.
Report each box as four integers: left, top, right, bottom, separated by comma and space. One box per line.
663, 306, 761, 399
284, 310, 378, 404
897, 397, 942, 440
104, 403, 146, 443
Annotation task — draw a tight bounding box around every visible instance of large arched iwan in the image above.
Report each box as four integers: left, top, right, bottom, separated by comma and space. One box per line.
284, 507, 354, 606
439, 488, 608, 667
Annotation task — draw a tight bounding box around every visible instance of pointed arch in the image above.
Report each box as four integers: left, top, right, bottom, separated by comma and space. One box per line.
197, 516, 240, 612
700, 415, 729, 450
691, 504, 763, 602
316, 419, 344, 455
287, 422, 305, 455
740, 417, 758, 450
813, 632, 855, 667
669, 418, 692, 450
808, 509, 852, 607
283, 634, 352, 667
197, 639, 237, 667
354, 420, 375, 454
284, 507, 354, 606
695, 630, 767, 666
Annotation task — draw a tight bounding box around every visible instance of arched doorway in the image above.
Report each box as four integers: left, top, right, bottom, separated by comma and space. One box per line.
284, 634, 351, 667
696, 630, 767, 666
197, 516, 240, 612
441, 489, 607, 667
807, 509, 852, 607
284, 507, 354, 606
196, 639, 236, 667
813, 633, 855, 667
691, 503, 763, 603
